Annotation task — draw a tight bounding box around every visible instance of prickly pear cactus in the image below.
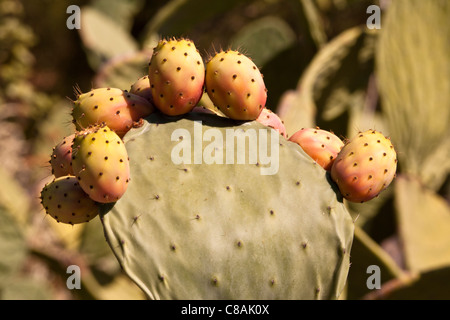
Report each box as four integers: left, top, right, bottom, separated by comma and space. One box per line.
256, 107, 287, 138
148, 38, 205, 116
72, 87, 154, 138
129, 75, 153, 104
72, 124, 130, 204
331, 130, 397, 203
40, 176, 100, 225
289, 128, 344, 172
100, 112, 354, 300
50, 134, 75, 178
205, 50, 267, 120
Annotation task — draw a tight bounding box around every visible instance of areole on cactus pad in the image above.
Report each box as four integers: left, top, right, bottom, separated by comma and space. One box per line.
99, 112, 354, 300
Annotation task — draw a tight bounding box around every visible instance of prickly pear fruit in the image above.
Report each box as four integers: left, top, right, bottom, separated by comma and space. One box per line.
289, 128, 344, 171
205, 50, 267, 120
71, 124, 130, 204
256, 108, 287, 138
40, 176, 100, 225
148, 38, 205, 116
331, 129, 397, 203
130, 75, 153, 104
72, 87, 155, 138
50, 134, 75, 178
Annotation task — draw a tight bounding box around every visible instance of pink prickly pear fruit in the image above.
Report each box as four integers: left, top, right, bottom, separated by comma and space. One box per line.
148, 38, 205, 116
40, 176, 100, 225
289, 128, 344, 171
256, 107, 287, 138
71, 124, 130, 204
130, 75, 153, 104
72, 87, 155, 138
205, 50, 267, 121
331, 129, 397, 203
50, 134, 75, 178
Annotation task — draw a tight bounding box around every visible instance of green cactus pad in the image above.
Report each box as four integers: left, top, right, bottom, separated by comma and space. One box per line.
100, 112, 354, 299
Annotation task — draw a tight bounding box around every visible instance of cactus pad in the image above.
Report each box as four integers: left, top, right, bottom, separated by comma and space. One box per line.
100, 112, 354, 299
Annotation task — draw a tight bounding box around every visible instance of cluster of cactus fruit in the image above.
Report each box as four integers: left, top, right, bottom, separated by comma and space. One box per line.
289, 127, 397, 203
39, 37, 397, 299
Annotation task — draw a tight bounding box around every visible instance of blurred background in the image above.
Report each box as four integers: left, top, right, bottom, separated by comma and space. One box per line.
0, 0, 448, 299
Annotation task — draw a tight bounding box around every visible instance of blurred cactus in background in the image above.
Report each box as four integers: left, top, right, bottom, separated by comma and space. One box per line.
0, 0, 448, 299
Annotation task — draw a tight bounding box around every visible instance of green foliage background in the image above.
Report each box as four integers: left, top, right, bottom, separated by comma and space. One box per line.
0, 0, 448, 299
